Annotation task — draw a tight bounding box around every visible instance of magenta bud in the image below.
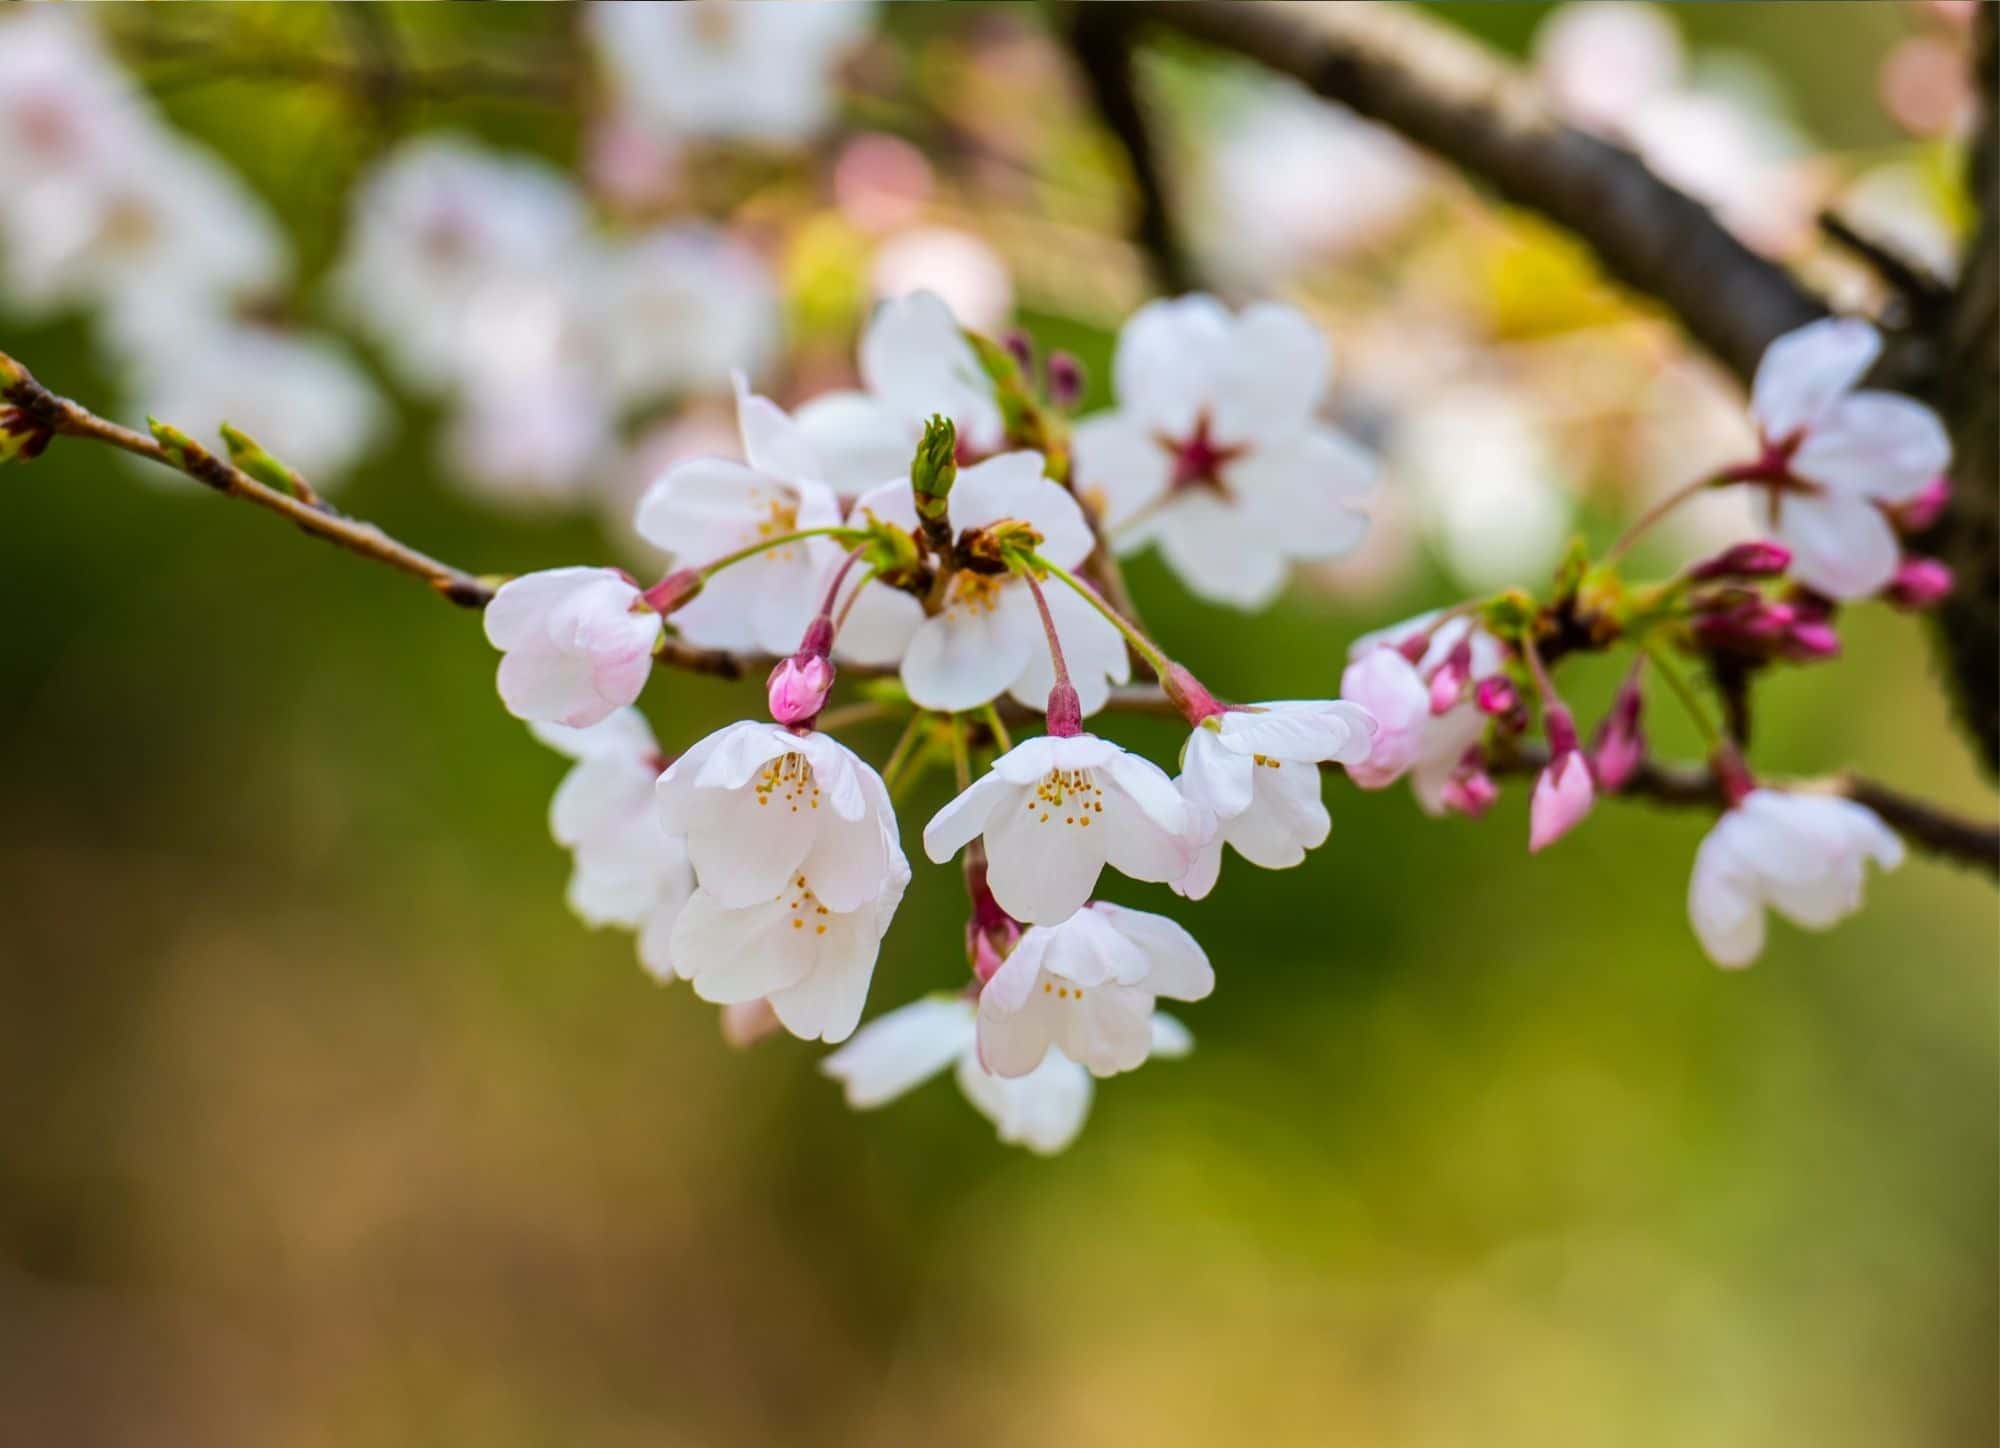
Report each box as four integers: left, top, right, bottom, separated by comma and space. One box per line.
1474, 676, 1518, 716
1529, 746, 1595, 853
969, 918, 1020, 984
1045, 681, 1084, 738
1427, 640, 1473, 715
1003, 329, 1035, 374
640, 567, 703, 615
1589, 675, 1646, 794
1782, 617, 1841, 661
1047, 351, 1084, 409
1884, 556, 1953, 610
1893, 476, 1951, 533
1441, 753, 1499, 819
1687, 540, 1793, 582
767, 654, 836, 726
1542, 703, 1580, 758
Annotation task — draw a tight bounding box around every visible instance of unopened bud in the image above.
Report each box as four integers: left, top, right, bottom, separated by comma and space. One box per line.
1781, 616, 1840, 661
1047, 351, 1084, 409
1884, 556, 1953, 610
1441, 751, 1498, 818
1687, 540, 1792, 582
1002, 330, 1035, 374
767, 654, 836, 726
1427, 640, 1473, 715
1474, 676, 1519, 716
0, 403, 51, 463
1590, 672, 1646, 793
911, 414, 958, 551
1892, 476, 1950, 534
1529, 719, 1594, 854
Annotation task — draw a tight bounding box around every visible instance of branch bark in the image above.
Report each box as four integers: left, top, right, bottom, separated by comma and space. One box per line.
1124, 0, 1998, 773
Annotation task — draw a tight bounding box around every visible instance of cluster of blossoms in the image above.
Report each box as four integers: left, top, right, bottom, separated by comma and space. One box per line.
0, 7, 384, 483
473, 286, 1952, 1153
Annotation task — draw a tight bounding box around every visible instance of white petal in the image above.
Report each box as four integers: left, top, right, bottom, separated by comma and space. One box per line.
1149, 1012, 1195, 1058
1790, 391, 1951, 503
1094, 902, 1214, 1002
991, 733, 1118, 784
1100, 748, 1193, 838
531, 706, 656, 762
1226, 427, 1375, 559
733, 374, 824, 486
1221, 761, 1329, 869
670, 891, 818, 1002
1771, 491, 1900, 600
859, 290, 1001, 446
1152, 495, 1292, 610
1070, 410, 1172, 535
1113, 294, 1232, 437
922, 770, 1015, 863
1208, 300, 1330, 444
1218, 699, 1376, 765
484, 567, 609, 650
1688, 824, 1766, 968
799, 799, 893, 912
983, 786, 1108, 925
764, 906, 886, 1044
497, 642, 601, 726
1180, 727, 1256, 819
688, 720, 793, 793
1752, 316, 1879, 441
900, 583, 1038, 711
683, 781, 818, 907
955, 1048, 1093, 1154
976, 989, 1060, 1077
821, 996, 976, 1108
792, 389, 916, 493
633, 858, 697, 982
1005, 582, 1129, 719
982, 928, 1054, 1014
832, 580, 924, 667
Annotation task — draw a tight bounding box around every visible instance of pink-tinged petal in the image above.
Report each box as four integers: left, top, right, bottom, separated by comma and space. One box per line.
1790, 390, 1952, 503
921, 770, 1015, 863
1070, 410, 1173, 536
1206, 302, 1331, 445
1528, 751, 1595, 852
670, 891, 818, 1003
1171, 832, 1224, 902
820, 997, 976, 1108
901, 584, 1039, 711
496, 643, 598, 725
983, 790, 1108, 925
1751, 316, 1879, 441
764, 908, 884, 1044
484, 567, 612, 649
1052, 986, 1156, 1078
1094, 903, 1214, 1002
975, 990, 1059, 1077
983, 928, 1054, 1014
954, 1049, 1093, 1154
530, 707, 657, 763
1339, 650, 1430, 787
1112, 294, 1232, 437
1770, 492, 1901, 600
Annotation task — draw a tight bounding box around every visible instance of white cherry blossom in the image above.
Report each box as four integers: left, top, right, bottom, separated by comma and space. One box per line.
635, 380, 846, 655
834, 452, 1128, 712
793, 290, 1005, 492
484, 568, 662, 727
1174, 700, 1376, 899
1071, 295, 1375, 609
1745, 317, 1952, 599
976, 902, 1213, 1078
530, 711, 694, 975
588, 223, 779, 406
1688, 789, 1904, 968
821, 994, 1193, 1155
586, 1, 874, 147
923, 734, 1195, 925
1341, 612, 1507, 814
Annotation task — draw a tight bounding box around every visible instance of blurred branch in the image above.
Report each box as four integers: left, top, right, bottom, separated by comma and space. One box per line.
1128, 0, 1999, 775
1491, 746, 1999, 877
1063, 2, 1194, 294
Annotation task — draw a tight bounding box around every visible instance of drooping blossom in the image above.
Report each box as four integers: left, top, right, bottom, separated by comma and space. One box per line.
1687, 788, 1904, 968
1342, 612, 1508, 813
976, 902, 1213, 1078
924, 734, 1195, 926
1071, 295, 1375, 608
635, 379, 846, 655
821, 994, 1193, 1155
655, 719, 907, 1042
484, 568, 662, 727
586, 1, 875, 147
1174, 699, 1377, 899
834, 452, 1128, 712
1741, 318, 1952, 599
793, 290, 1006, 492
529, 710, 694, 976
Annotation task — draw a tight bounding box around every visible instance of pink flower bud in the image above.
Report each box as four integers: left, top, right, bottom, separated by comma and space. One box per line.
1884, 556, 1953, 610
1687, 540, 1793, 582
1047, 351, 1084, 409
1427, 640, 1473, 715
1474, 676, 1519, 716
1892, 475, 1950, 533
1781, 617, 1841, 661
767, 654, 835, 726
720, 999, 782, 1049
1590, 674, 1646, 793
1046, 681, 1083, 738
1441, 751, 1499, 818
1530, 748, 1595, 852
1003, 329, 1035, 373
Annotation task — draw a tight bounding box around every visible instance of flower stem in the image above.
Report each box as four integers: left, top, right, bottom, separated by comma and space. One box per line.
1636, 639, 1720, 752
833, 567, 879, 634
696, 527, 863, 582
1604, 472, 1722, 565
947, 712, 972, 791
816, 544, 871, 618
881, 710, 928, 790
981, 701, 1013, 754
1028, 551, 1173, 679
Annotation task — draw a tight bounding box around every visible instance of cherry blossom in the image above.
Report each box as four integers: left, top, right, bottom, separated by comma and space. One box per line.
587, 223, 779, 406
1174, 699, 1377, 899
586, 1, 875, 147
529, 710, 694, 977
976, 902, 1213, 1078
1342, 612, 1507, 813
484, 567, 662, 727
635, 380, 847, 655
1528, 708, 1596, 852
834, 452, 1128, 711
794, 290, 1006, 492
1743, 318, 1952, 599
923, 734, 1195, 925
1688, 788, 1904, 968
821, 994, 1194, 1155
1071, 295, 1375, 609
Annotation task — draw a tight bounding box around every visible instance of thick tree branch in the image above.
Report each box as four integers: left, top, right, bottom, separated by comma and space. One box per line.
1124, 0, 1999, 775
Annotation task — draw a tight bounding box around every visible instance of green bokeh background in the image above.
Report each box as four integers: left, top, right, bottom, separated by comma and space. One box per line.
1, 5, 1994, 1445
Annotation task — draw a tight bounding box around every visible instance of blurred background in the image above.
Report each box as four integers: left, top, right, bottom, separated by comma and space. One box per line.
0, 3, 1993, 1444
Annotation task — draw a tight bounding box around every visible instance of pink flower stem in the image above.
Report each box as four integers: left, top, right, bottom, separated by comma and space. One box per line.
1603, 473, 1718, 565
1013, 562, 1083, 736
815, 544, 871, 620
